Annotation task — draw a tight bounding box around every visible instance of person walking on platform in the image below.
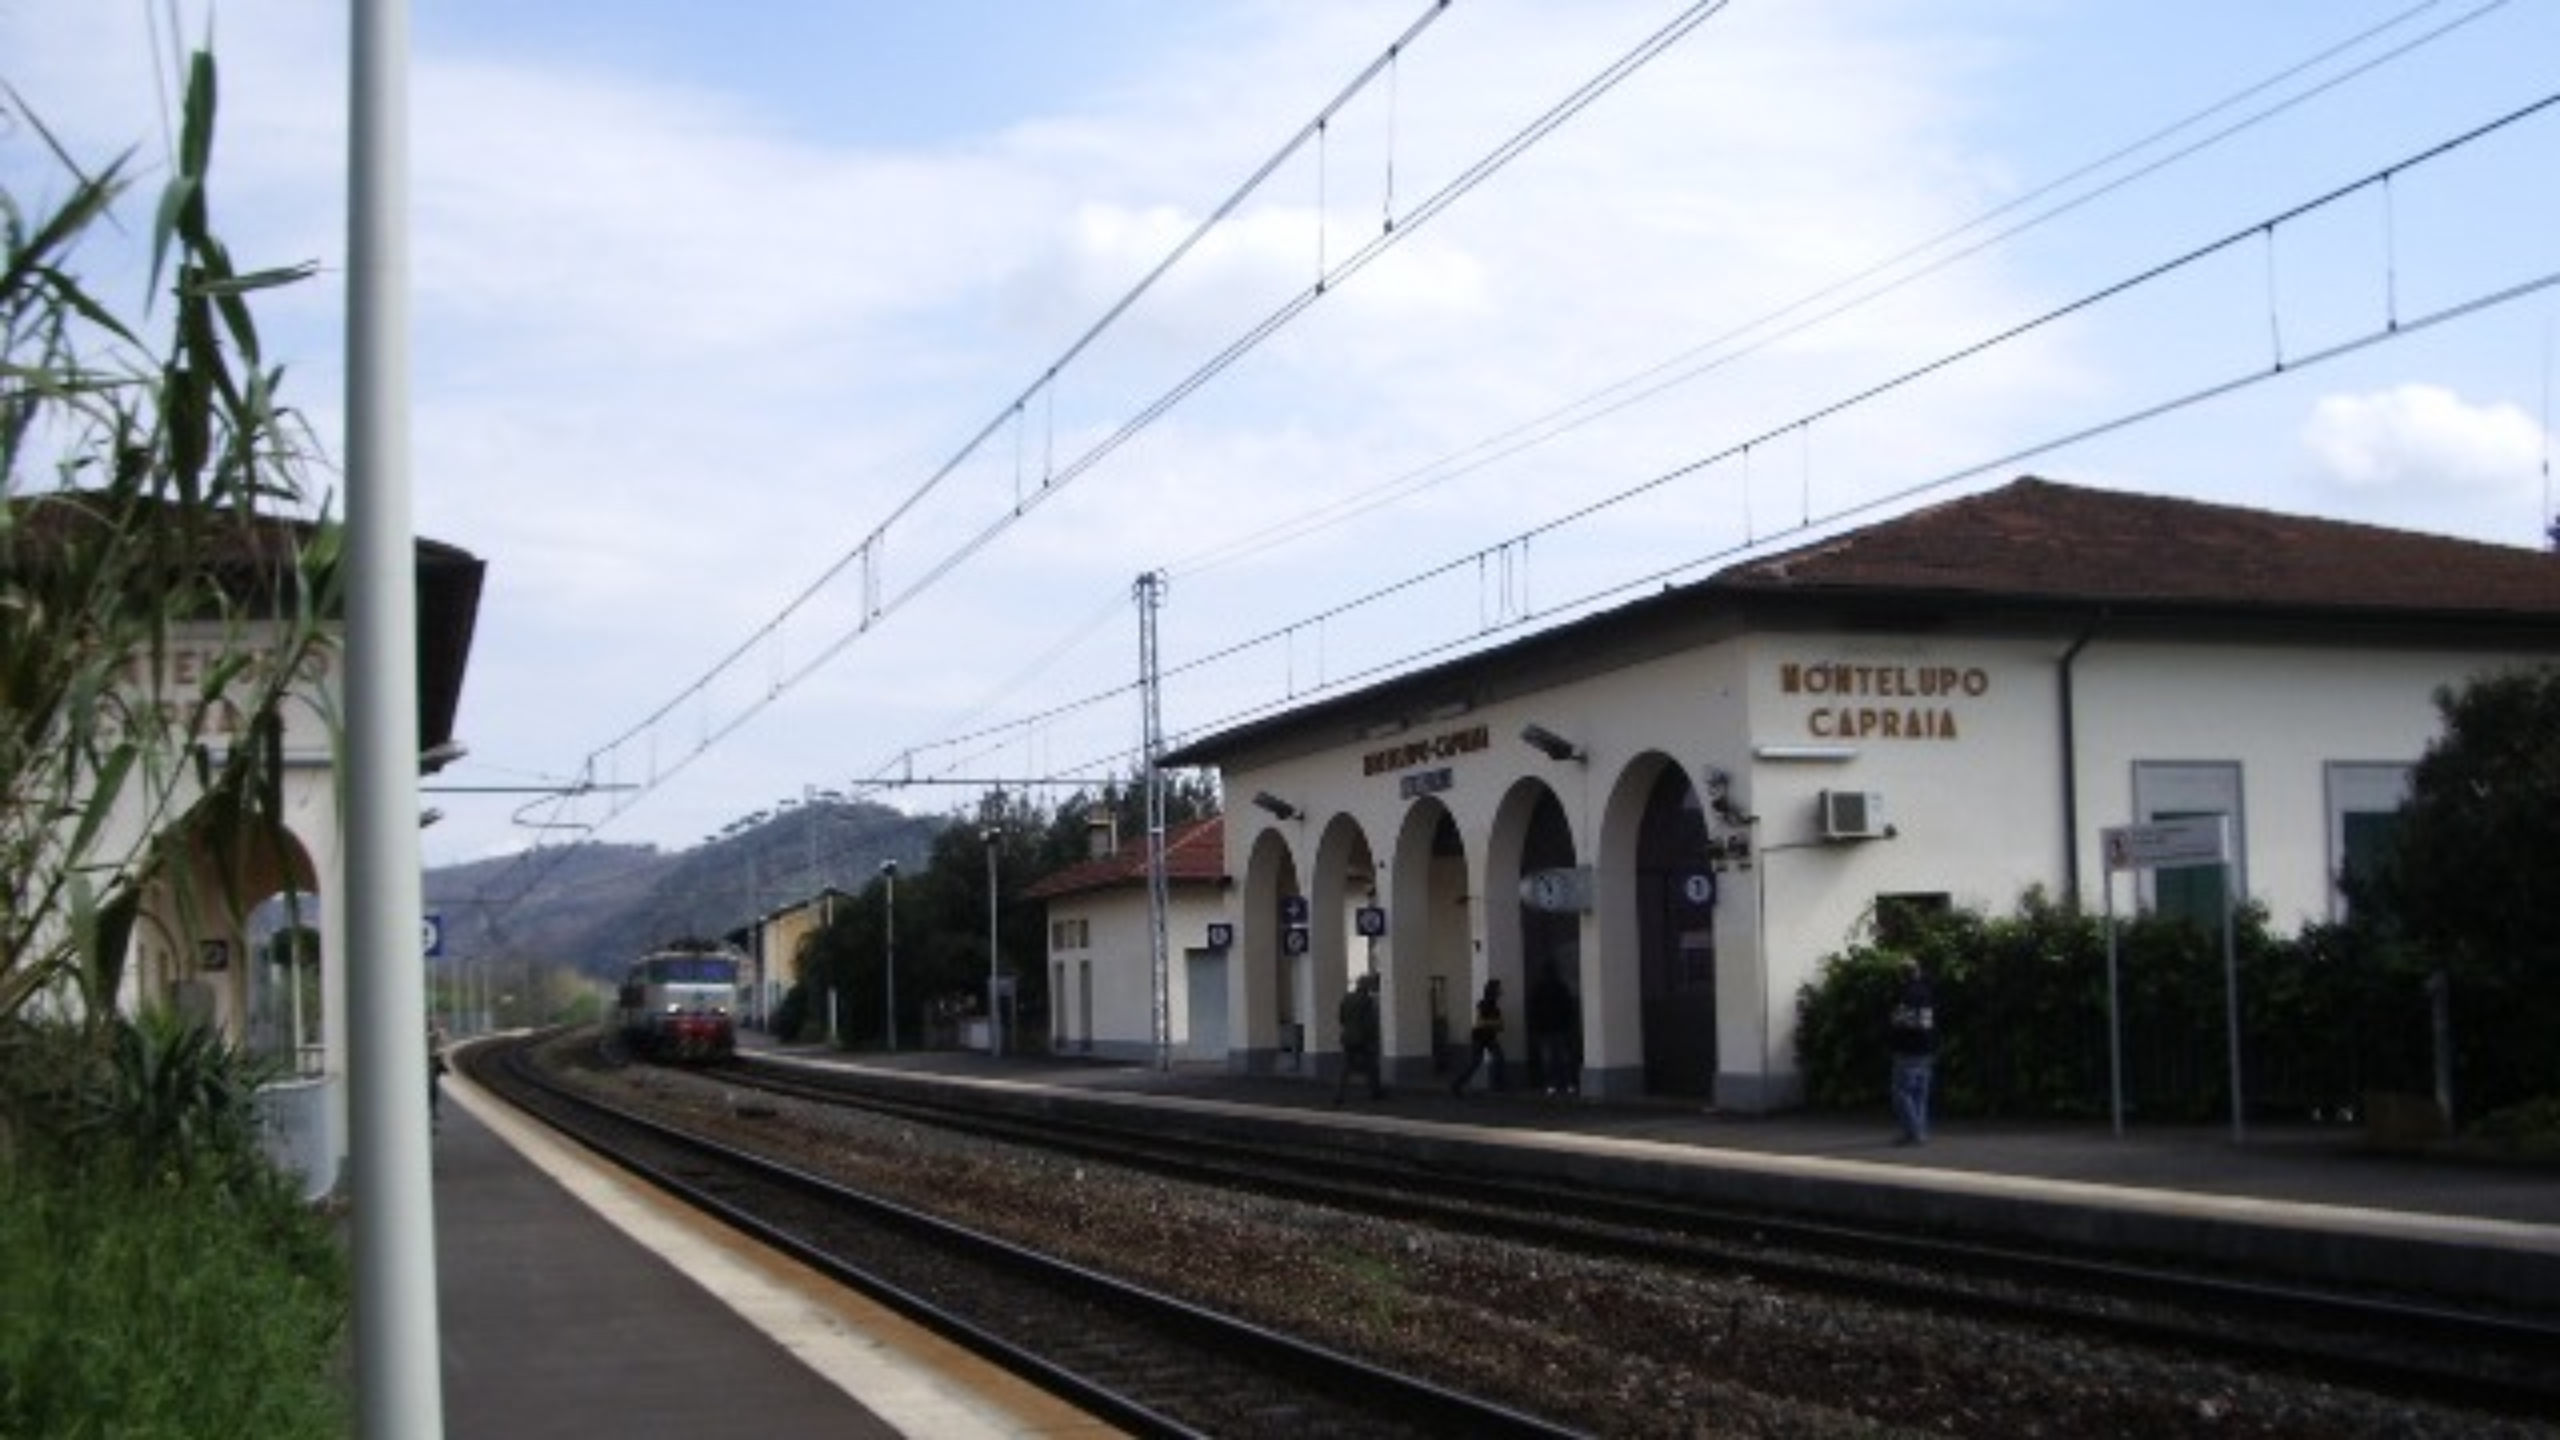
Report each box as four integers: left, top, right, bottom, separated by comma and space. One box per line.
1450, 978, 1507, 1095
1527, 962, 1579, 1095
1334, 972, 1385, 1105
1887, 959, 1937, 1145
428, 1021, 449, 1128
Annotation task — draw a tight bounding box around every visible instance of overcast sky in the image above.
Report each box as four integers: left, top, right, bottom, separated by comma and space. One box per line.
7, 1, 2556, 873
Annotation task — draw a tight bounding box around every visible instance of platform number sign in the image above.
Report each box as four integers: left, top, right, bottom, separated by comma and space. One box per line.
422, 912, 445, 959
1279, 894, 1310, 957
1206, 921, 1235, 950
1354, 905, 1387, 937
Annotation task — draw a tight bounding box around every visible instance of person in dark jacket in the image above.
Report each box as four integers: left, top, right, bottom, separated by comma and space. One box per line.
1334, 972, 1384, 1105
1450, 978, 1507, 1095
1887, 960, 1937, 1145
1526, 962, 1579, 1095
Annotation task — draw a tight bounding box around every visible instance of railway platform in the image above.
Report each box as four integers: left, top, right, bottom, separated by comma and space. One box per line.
432, 1063, 1114, 1439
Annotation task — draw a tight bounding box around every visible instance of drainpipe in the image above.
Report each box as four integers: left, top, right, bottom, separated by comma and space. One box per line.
2058, 615, 2107, 907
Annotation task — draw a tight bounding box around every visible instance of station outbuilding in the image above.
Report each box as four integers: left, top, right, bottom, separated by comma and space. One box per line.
1155, 477, 2560, 1111
1025, 815, 1231, 1065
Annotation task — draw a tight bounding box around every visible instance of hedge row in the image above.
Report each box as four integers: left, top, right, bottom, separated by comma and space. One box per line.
1791, 890, 2497, 1124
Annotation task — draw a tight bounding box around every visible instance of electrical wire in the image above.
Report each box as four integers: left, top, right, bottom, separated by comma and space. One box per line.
1165, 0, 2510, 578
848, 86, 2560, 803
469, 12, 2550, 922
501, 0, 1731, 880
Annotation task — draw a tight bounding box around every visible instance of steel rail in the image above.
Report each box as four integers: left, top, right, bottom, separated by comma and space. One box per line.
467, 1036, 1585, 1439
724, 1051, 2560, 1422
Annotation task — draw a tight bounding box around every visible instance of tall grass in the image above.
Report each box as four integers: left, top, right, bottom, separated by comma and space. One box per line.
0, 1162, 350, 1439
0, 1013, 349, 1438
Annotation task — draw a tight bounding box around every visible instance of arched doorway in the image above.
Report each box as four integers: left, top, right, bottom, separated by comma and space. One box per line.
1233, 825, 1303, 1071
132, 822, 322, 1057
1310, 818, 1379, 1079
1495, 784, 1576, 1086
1384, 799, 1468, 1085
1633, 764, 1717, 1096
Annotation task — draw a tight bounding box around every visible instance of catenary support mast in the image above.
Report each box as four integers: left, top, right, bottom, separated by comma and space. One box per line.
1138, 571, 1172, 1072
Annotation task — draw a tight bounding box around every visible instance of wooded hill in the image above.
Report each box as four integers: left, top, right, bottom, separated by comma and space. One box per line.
424, 800, 941, 980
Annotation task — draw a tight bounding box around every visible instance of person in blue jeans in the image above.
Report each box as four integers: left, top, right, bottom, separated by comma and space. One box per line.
1887, 960, 1936, 1145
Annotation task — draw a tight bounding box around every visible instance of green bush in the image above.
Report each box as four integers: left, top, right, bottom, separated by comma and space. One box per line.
2469, 1096, 2560, 1161
770, 982, 812, 1044
1795, 891, 2448, 1124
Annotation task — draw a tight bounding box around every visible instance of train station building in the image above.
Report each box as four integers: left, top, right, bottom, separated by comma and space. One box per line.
11, 496, 485, 1195
1147, 477, 2560, 1110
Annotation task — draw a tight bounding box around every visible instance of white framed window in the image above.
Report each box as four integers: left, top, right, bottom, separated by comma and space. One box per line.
2325, 762, 2411, 920
2132, 761, 2245, 929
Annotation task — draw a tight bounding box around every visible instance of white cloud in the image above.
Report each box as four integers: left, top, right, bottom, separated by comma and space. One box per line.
2298, 384, 2545, 494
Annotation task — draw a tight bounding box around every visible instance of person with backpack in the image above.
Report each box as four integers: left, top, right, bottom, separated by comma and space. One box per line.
1333, 972, 1384, 1105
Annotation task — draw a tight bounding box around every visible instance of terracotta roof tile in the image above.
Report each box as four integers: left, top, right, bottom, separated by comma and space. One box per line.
1161, 477, 2559, 768
1024, 815, 1227, 900
1716, 477, 2560, 616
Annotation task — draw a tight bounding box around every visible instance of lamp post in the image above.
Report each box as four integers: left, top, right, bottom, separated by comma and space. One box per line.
982, 826, 1002, 1057
880, 859, 899, 1052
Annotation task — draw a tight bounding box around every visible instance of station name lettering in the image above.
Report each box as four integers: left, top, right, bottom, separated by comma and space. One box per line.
1779, 661, 1990, 743
1362, 723, 1490, 777
102, 640, 336, 743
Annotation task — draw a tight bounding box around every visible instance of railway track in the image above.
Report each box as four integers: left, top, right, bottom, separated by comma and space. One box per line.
715, 1049, 2560, 1424
464, 1035, 1581, 1439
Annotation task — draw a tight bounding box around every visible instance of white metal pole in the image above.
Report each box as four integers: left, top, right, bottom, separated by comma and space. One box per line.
346, 0, 444, 1432
2222, 839, 2245, 1145
2104, 871, 2124, 1138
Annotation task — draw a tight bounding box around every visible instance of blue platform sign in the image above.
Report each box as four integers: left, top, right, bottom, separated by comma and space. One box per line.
1279, 895, 1310, 926
422, 912, 445, 959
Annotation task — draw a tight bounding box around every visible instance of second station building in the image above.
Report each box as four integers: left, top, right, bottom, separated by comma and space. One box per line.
1121, 476, 2560, 1110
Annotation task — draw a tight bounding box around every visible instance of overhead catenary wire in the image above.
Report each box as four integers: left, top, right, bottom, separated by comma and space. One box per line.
833, 88, 2560, 804
492, 0, 1729, 896
1161, 0, 2509, 579
475, 10, 2547, 920
565, 0, 1462, 772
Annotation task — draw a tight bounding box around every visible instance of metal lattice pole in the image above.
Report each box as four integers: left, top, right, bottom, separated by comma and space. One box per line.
1138, 572, 1172, 1072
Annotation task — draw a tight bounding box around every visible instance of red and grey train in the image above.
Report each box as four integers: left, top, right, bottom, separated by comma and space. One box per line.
614, 945, 742, 1062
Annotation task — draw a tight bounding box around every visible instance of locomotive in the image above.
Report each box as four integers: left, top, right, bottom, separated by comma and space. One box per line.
614, 944, 741, 1062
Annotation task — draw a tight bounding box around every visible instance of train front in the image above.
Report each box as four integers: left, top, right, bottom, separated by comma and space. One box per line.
639, 953, 740, 1062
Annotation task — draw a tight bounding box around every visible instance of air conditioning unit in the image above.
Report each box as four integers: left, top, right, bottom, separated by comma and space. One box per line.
1819, 789, 1886, 840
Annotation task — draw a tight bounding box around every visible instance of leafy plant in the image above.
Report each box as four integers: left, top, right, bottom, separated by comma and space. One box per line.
1795, 891, 2441, 1125
2, 50, 336, 1033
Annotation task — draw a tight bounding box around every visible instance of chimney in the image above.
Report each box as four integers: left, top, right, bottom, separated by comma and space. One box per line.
1086, 813, 1119, 859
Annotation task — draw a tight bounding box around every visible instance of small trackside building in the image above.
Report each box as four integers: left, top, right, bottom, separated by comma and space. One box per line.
1023, 816, 1236, 1065
1159, 477, 2560, 1111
